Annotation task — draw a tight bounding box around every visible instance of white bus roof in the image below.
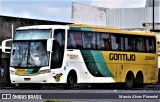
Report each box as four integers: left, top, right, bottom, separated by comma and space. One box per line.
16, 25, 69, 30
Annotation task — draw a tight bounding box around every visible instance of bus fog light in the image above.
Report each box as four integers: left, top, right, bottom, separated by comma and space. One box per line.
38, 69, 50, 74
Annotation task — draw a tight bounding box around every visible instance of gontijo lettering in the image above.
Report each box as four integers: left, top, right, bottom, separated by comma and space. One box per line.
109, 53, 136, 61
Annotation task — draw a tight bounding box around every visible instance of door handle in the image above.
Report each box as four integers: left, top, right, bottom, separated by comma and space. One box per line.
85, 72, 88, 74
122, 65, 123, 69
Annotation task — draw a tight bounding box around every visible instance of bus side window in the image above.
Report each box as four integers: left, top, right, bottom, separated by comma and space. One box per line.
151, 39, 155, 52
117, 36, 124, 50
111, 35, 123, 51
146, 38, 155, 53
111, 35, 117, 50
67, 31, 82, 49
126, 37, 136, 51
97, 33, 110, 50
82, 32, 96, 49
124, 37, 129, 51
104, 39, 111, 50
137, 39, 141, 51
131, 38, 136, 51
136, 38, 144, 51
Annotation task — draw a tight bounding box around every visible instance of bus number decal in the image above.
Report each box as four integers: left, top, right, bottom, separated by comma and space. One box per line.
145, 56, 155, 60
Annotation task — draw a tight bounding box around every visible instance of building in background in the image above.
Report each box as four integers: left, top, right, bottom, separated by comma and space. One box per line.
72, 0, 160, 32
72, 3, 107, 26
146, 0, 160, 7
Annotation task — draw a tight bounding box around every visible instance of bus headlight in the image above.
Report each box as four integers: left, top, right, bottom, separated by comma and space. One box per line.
10, 70, 16, 75
38, 69, 50, 74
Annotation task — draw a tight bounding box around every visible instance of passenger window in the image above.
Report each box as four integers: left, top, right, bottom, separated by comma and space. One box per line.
125, 36, 136, 51
67, 31, 82, 49
111, 34, 123, 50
82, 32, 96, 49
130, 38, 136, 51
97, 33, 111, 50
146, 38, 155, 52
136, 37, 145, 51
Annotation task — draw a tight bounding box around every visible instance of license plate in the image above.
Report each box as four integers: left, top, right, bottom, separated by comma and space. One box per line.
24, 78, 31, 81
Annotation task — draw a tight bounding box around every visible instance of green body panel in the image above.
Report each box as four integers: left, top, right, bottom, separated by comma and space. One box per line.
80, 50, 113, 77
70, 27, 92, 31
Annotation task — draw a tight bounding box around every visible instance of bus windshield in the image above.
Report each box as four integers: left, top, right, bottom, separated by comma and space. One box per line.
14, 29, 51, 40
10, 29, 51, 67
10, 41, 49, 67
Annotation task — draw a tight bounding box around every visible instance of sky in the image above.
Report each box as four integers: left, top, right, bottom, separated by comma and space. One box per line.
0, 0, 146, 22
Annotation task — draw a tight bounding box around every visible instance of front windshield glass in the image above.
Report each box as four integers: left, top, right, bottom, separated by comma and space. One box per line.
14, 29, 51, 40
10, 41, 49, 67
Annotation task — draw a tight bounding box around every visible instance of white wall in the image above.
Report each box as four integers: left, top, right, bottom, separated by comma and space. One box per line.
72, 3, 107, 26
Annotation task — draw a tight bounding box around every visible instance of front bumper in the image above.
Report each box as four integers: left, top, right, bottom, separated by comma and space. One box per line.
10, 73, 51, 84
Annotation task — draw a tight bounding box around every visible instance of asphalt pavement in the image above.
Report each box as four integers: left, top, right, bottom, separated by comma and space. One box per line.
0, 83, 159, 102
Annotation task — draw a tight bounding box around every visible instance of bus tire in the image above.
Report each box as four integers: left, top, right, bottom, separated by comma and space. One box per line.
134, 72, 143, 87
158, 69, 160, 83
14, 84, 22, 89
125, 72, 134, 89
64, 71, 77, 89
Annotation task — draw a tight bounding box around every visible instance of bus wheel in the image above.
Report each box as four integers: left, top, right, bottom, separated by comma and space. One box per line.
135, 72, 143, 87
125, 72, 134, 89
158, 69, 160, 83
65, 75, 74, 89
64, 70, 77, 89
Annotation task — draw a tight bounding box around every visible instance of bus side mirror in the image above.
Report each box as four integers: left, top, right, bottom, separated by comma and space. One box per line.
47, 38, 54, 52
1, 39, 12, 53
